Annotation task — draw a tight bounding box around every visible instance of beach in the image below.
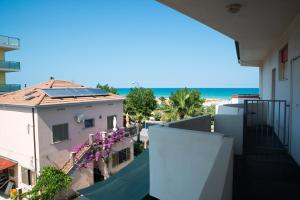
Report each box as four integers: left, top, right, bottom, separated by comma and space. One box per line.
156, 97, 230, 106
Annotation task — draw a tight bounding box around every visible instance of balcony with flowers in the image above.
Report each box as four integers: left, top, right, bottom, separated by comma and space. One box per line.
61, 128, 134, 180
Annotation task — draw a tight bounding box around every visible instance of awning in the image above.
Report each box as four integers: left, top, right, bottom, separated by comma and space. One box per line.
0, 157, 17, 171
79, 150, 149, 200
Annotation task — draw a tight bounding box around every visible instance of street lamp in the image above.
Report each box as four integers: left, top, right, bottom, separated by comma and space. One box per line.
131, 81, 142, 142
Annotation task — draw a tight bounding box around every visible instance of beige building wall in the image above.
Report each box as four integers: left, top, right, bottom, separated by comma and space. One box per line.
0, 72, 5, 84
0, 49, 4, 60
36, 100, 124, 170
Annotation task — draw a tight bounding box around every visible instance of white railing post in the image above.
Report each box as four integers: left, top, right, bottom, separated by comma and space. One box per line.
70, 152, 76, 165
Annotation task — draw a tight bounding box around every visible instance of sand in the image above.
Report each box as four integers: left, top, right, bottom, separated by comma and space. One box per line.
156, 97, 230, 107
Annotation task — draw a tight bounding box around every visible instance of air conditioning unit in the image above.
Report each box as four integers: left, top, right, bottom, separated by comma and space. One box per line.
74, 114, 85, 123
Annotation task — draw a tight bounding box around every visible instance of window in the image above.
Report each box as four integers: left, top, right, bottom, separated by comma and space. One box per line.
21, 167, 32, 185
84, 118, 94, 128
112, 148, 131, 167
279, 45, 288, 80
107, 115, 116, 130
52, 123, 69, 143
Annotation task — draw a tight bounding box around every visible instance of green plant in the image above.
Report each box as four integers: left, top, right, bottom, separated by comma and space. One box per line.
124, 87, 157, 123
96, 83, 118, 94
162, 88, 205, 122
134, 142, 144, 156
25, 166, 72, 200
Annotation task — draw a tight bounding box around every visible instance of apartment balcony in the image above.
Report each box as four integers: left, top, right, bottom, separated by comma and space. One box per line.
0, 84, 21, 93
0, 35, 20, 51
0, 61, 20, 72
148, 100, 300, 200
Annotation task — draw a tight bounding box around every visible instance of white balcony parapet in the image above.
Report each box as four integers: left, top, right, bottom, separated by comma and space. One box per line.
149, 115, 234, 200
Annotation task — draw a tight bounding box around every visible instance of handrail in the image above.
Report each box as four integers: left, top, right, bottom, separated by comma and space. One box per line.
0, 61, 20, 70
0, 35, 20, 48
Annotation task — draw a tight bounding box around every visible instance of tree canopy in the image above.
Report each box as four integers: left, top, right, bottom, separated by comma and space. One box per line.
96, 83, 118, 94
26, 166, 72, 200
162, 88, 205, 122
124, 87, 157, 122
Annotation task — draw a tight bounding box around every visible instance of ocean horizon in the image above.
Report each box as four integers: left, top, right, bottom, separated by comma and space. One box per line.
117, 88, 259, 100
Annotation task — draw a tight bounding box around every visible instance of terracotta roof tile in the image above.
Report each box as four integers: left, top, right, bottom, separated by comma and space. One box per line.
0, 80, 125, 107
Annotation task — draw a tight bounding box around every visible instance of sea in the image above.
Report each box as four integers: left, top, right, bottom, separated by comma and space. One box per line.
117, 88, 259, 100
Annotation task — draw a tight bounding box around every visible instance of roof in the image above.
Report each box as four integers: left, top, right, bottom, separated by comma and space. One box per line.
0, 80, 125, 107
0, 156, 17, 170
79, 150, 149, 200
158, 0, 300, 66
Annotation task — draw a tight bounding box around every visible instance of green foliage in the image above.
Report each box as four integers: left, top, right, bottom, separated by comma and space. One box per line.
124, 87, 157, 122
162, 88, 205, 122
26, 166, 72, 200
152, 110, 162, 121
202, 105, 216, 116
96, 83, 118, 94
134, 142, 144, 156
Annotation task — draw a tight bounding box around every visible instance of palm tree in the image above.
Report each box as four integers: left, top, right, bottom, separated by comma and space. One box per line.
163, 88, 205, 122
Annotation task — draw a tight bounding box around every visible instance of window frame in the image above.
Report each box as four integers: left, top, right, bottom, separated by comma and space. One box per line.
52, 123, 69, 143
84, 118, 95, 129
21, 167, 32, 186
112, 148, 131, 168
279, 44, 288, 81
107, 115, 117, 130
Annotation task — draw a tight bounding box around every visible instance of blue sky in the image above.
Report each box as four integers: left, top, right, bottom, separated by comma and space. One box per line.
1, 0, 258, 88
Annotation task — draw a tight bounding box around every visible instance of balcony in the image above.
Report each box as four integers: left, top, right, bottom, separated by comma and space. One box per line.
0, 35, 20, 50
0, 84, 21, 93
149, 116, 234, 200
0, 61, 20, 72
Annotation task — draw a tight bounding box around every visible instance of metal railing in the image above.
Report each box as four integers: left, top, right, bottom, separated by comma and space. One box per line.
0, 61, 20, 71
243, 100, 290, 155
0, 84, 21, 93
0, 35, 20, 48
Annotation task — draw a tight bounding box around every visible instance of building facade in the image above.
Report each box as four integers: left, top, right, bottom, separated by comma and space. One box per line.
0, 35, 21, 94
0, 80, 133, 194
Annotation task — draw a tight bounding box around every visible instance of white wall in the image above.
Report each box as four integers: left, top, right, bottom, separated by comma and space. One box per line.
260, 11, 300, 164
216, 104, 244, 115
215, 114, 243, 155
0, 106, 39, 187
149, 125, 226, 200
198, 137, 234, 200
36, 101, 123, 170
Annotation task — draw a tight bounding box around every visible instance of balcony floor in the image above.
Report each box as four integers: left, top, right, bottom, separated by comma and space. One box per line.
233, 128, 300, 200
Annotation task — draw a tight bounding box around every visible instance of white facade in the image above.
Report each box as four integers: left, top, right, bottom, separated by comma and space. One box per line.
0, 100, 124, 189
259, 12, 300, 165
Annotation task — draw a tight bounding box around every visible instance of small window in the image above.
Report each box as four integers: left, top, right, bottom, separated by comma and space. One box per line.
112, 148, 131, 167
107, 115, 116, 130
52, 123, 69, 143
84, 118, 94, 128
21, 167, 32, 185
279, 45, 288, 81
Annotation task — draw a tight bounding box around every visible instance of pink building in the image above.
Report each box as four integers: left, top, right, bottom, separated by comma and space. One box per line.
0, 80, 133, 195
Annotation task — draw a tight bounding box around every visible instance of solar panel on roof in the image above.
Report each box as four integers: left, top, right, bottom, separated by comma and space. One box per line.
42, 88, 109, 98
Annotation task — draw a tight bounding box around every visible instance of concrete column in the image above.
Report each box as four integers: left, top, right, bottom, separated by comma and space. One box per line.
0, 49, 4, 61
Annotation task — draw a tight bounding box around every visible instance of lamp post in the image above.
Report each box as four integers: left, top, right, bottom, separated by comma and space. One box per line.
131, 81, 142, 143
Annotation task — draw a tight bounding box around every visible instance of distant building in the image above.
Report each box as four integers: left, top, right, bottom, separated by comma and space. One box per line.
0, 80, 133, 195
0, 35, 21, 94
